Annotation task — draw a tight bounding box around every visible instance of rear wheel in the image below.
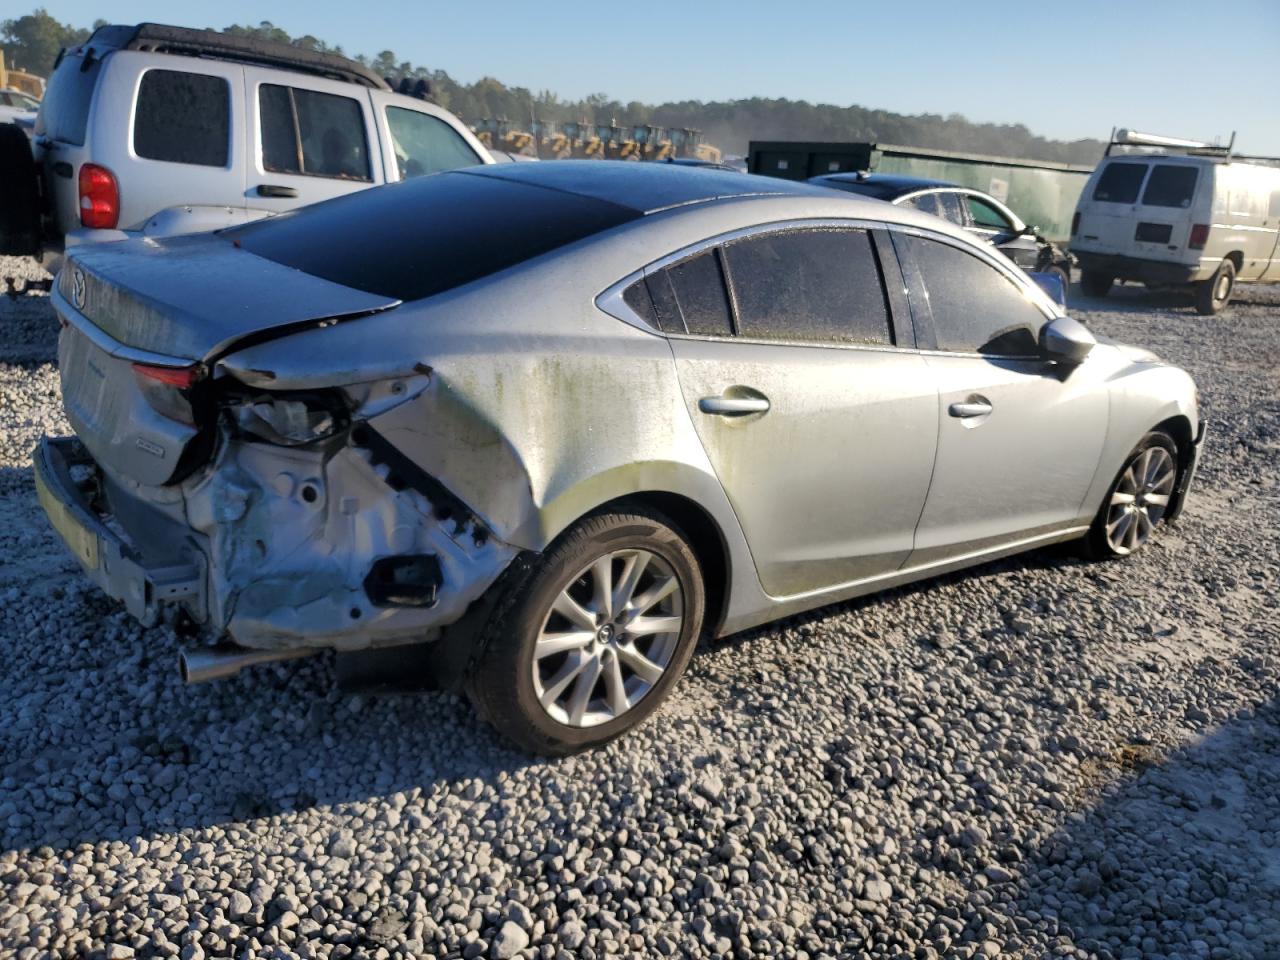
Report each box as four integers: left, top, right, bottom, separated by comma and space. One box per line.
1080, 270, 1113, 298
1195, 259, 1235, 315
467, 507, 705, 754
1081, 431, 1178, 560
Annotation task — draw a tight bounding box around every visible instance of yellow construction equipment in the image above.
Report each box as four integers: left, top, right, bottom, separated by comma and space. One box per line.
473, 117, 536, 157
532, 120, 571, 159
633, 125, 674, 161
671, 127, 722, 164
0, 51, 45, 100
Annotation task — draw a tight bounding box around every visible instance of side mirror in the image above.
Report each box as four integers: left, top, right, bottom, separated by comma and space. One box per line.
1039, 315, 1096, 364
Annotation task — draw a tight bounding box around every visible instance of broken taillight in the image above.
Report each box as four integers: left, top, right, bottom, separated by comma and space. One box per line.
133, 363, 203, 424
78, 163, 119, 230
1188, 224, 1210, 249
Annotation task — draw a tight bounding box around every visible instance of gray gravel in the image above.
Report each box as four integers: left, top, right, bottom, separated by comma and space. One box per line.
2, 254, 1279, 959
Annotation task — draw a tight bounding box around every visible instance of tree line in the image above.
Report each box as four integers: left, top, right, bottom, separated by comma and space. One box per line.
3, 9, 1105, 164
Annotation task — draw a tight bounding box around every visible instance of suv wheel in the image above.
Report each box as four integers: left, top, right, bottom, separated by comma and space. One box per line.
1080, 270, 1113, 298
1195, 259, 1235, 315
467, 507, 705, 754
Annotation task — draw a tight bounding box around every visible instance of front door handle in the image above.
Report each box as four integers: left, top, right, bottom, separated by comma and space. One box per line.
698, 394, 770, 417
256, 184, 299, 198
949, 400, 993, 419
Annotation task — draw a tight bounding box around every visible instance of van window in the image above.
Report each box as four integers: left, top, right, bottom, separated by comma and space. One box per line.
1093, 163, 1147, 204
385, 107, 481, 178
34, 50, 103, 145
259, 84, 371, 181
134, 70, 230, 167
1141, 165, 1198, 208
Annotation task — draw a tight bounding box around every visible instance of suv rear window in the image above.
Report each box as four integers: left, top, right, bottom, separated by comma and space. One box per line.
260, 84, 371, 180
34, 50, 103, 145
229, 171, 641, 301
1093, 163, 1148, 204
134, 70, 230, 167
1141, 164, 1199, 208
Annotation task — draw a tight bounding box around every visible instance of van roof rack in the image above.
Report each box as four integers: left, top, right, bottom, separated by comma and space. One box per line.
78, 22, 390, 91
1105, 128, 1235, 157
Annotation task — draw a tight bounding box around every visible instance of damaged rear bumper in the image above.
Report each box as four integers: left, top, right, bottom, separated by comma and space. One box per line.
34, 436, 205, 625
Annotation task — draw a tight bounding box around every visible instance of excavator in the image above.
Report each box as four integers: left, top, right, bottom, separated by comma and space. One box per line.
473, 117, 537, 157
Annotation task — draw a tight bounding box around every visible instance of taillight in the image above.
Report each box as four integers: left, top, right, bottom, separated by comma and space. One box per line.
132, 363, 203, 424
1188, 224, 1210, 249
1071, 211, 1080, 236
78, 163, 119, 229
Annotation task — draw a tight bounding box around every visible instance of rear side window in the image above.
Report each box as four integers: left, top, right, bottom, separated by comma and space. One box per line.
936, 192, 967, 226
134, 70, 230, 167
260, 84, 371, 180
1141, 165, 1199, 208
35, 50, 103, 145
723, 229, 891, 344
656, 250, 734, 336
229, 170, 641, 301
386, 107, 480, 178
1093, 163, 1147, 203
904, 235, 1043, 356
909, 193, 941, 216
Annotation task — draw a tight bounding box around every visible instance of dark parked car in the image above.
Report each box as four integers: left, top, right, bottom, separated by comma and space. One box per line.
810, 173, 1072, 295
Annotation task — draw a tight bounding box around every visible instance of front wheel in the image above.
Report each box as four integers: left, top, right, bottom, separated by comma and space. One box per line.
1195, 259, 1235, 315
1080, 270, 1113, 298
467, 507, 705, 754
1081, 431, 1179, 560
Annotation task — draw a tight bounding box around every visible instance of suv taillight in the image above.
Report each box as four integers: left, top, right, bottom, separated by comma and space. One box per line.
78, 163, 119, 229
1071, 211, 1080, 236
1188, 224, 1210, 249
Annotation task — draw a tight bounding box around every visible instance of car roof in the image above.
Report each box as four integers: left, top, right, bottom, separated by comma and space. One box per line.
813, 172, 957, 192
463, 160, 831, 215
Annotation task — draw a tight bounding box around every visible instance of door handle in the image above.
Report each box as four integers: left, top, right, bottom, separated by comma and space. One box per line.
698, 394, 770, 416
948, 400, 993, 419
256, 184, 298, 198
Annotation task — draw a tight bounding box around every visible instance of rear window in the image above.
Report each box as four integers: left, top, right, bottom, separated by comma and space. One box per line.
1093, 163, 1147, 204
134, 70, 230, 167
34, 50, 103, 145
228, 171, 641, 301
1141, 164, 1199, 208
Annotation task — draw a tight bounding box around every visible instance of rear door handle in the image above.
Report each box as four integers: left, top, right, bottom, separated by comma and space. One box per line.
948, 400, 993, 418
256, 184, 298, 198
698, 395, 770, 416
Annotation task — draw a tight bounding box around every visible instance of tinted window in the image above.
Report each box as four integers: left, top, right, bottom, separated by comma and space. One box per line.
936, 192, 967, 226
134, 70, 229, 166
967, 196, 1013, 231
909, 193, 941, 216
34, 50, 103, 145
723, 229, 890, 344
386, 107, 480, 178
259, 84, 370, 180
622, 279, 661, 329
1093, 162, 1147, 203
814, 178, 903, 201
662, 250, 733, 336
905, 236, 1043, 356
230, 171, 641, 301
1141, 165, 1199, 208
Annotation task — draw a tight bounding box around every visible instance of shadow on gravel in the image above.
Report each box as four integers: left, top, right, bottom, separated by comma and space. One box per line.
1069, 281, 1279, 318
992, 694, 1280, 957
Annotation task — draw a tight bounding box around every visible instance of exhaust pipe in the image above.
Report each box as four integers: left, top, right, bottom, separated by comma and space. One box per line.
179, 644, 318, 684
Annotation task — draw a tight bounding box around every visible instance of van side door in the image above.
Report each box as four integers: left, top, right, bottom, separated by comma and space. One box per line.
243, 67, 382, 215
1263, 187, 1280, 280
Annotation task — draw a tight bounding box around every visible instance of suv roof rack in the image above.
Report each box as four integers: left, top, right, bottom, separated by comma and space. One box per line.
80, 22, 390, 91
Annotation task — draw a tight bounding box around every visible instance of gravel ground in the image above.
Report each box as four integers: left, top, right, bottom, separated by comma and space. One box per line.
2, 254, 1279, 960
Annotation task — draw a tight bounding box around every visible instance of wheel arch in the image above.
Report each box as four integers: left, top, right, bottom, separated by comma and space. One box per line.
1223, 250, 1243, 272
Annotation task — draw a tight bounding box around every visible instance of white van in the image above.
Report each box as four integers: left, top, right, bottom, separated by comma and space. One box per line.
1071, 130, 1280, 314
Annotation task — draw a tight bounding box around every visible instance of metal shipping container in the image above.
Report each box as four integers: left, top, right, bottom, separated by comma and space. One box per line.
748, 141, 1093, 243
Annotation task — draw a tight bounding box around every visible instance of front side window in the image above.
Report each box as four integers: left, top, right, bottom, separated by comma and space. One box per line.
1141, 164, 1199, 208
1093, 162, 1148, 203
134, 70, 230, 167
967, 196, 1014, 231
259, 84, 370, 180
904, 235, 1043, 356
722, 229, 891, 344
386, 107, 481, 178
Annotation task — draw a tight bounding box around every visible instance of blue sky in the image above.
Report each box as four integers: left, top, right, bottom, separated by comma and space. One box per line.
29, 0, 1280, 153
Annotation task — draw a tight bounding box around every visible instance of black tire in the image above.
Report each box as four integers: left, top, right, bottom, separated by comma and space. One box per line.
1080, 270, 1113, 298
1194, 259, 1235, 315
466, 507, 705, 755
1080, 430, 1179, 561
0, 124, 41, 257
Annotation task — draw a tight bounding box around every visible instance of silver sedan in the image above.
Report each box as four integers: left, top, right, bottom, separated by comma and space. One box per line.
36, 161, 1204, 753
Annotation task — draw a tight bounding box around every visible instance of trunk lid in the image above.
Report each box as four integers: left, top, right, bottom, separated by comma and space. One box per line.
59, 232, 400, 362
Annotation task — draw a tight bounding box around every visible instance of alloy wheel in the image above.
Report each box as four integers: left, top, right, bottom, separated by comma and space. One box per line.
1105, 446, 1176, 555
531, 549, 683, 728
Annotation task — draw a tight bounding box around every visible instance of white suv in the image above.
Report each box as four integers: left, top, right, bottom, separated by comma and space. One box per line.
0, 22, 491, 272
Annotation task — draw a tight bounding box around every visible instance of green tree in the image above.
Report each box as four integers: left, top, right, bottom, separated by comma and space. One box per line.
1, 7, 91, 74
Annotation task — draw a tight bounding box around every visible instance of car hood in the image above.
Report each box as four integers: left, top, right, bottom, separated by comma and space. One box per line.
59, 233, 400, 363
